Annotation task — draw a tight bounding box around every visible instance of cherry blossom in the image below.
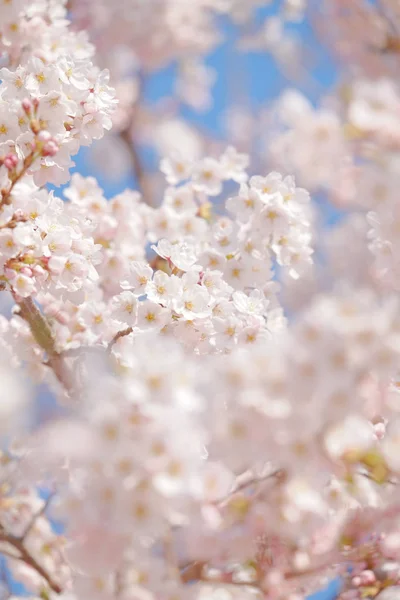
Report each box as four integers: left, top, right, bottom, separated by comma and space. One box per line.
2, 2, 400, 600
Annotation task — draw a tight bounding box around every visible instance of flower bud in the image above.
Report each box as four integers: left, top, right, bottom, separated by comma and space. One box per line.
4, 153, 18, 170
42, 140, 59, 157
360, 570, 376, 585
4, 157, 15, 171
22, 98, 32, 114
37, 130, 52, 142
30, 119, 40, 134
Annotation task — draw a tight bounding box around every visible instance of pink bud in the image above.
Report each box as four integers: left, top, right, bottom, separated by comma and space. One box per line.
4, 157, 15, 171
351, 576, 361, 587
22, 98, 32, 114
4, 154, 18, 170
42, 140, 59, 157
8, 153, 18, 167
37, 130, 52, 142
360, 570, 375, 585
20, 267, 32, 277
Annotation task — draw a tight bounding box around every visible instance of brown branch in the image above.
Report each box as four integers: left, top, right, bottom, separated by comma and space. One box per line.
0, 531, 62, 594
120, 128, 154, 206
180, 556, 337, 590
107, 326, 133, 353
180, 562, 205, 583
14, 296, 75, 395
119, 71, 154, 207
21, 494, 54, 542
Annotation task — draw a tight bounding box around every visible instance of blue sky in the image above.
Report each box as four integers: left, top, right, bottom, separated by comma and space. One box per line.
75, 6, 339, 195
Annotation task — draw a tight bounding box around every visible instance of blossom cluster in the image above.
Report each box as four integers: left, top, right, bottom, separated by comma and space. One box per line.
0, 0, 116, 187
0, 148, 312, 374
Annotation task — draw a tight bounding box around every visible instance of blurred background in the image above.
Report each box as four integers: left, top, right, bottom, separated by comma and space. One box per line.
66, 3, 342, 598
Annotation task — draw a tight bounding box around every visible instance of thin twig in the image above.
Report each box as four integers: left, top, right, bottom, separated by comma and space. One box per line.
120, 128, 154, 206
119, 72, 154, 207
180, 561, 206, 583
107, 327, 133, 353
13, 296, 75, 395
218, 468, 286, 507
0, 531, 62, 594
0, 151, 39, 212
21, 493, 54, 542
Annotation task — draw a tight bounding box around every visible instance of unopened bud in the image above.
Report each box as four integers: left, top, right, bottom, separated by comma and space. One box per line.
4, 157, 15, 171
4, 153, 18, 170
42, 140, 59, 157
22, 98, 32, 114
360, 570, 376, 585
30, 119, 40, 134
37, 130, 51, 142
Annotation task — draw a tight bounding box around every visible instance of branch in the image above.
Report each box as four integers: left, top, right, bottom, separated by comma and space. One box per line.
218, 468, 286, 506
120, 128, 154, 206
0, 151, 38, 212
21, 494, 54, 542
107, 326, 133, 353
180, 562, 206, 583
14, 296, 75, 395
0, 531, 62, 594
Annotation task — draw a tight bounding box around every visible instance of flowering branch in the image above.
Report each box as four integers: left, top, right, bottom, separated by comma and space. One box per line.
0, 529, 62, 594
107, 326, 134, 352
14, 297, 74, 396
220, 468, 286, 504
21, 494, 55, 543
0, 151, 38, 212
